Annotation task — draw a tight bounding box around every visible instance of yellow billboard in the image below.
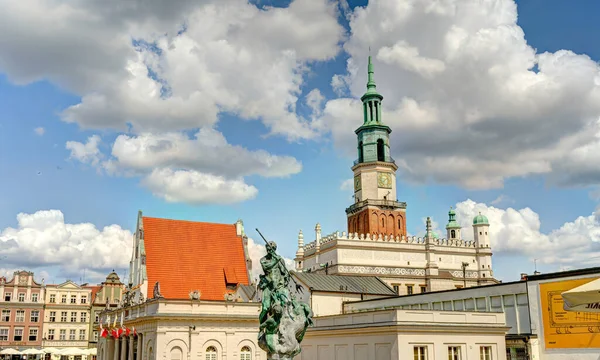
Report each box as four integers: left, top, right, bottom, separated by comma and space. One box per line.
540, 277, 600, 349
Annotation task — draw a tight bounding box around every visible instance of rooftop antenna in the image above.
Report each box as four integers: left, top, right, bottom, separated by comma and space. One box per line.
534, 259, 540, 275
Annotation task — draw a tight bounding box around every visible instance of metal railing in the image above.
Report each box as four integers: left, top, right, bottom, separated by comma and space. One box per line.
345, 199, 407, 213
353, 157, 396, 166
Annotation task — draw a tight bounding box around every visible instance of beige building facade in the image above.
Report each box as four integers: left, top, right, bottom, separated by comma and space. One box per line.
97, 299, 265, 360
43, 281, 92, 353
298, 309, 508, 360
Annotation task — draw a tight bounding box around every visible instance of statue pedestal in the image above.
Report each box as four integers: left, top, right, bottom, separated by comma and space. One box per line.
268, 354, 293, 360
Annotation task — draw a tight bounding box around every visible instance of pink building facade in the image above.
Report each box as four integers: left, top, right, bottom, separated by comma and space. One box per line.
0, 271, 45, 351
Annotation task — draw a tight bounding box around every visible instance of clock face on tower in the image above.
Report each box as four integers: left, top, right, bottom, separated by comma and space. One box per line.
354, 175, 361, 192
377, 172, 392, 189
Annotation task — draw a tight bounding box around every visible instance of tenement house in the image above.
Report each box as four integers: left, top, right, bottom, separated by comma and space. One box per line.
97, 212, 265, 360
43, 281, 92, 355
0, 271, 45, 353
295, 57, 497, 294
86, 271, 125, 350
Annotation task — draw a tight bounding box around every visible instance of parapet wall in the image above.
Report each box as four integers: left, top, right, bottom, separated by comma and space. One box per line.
303, 231, 491, 251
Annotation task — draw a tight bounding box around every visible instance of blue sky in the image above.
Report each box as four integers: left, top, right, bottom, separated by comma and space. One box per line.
1, 0, 600, 284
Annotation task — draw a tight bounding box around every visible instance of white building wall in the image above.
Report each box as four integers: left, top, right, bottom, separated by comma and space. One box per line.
296, 310, 507, 360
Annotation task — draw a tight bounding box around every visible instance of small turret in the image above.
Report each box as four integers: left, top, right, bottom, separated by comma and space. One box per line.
446, 207, 461, 240
473, 212, 490, 247
295, 230, 305, 271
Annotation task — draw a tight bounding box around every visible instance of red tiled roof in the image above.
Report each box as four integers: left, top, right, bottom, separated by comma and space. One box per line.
143, 216, 249, 300
87, 286, 101, 302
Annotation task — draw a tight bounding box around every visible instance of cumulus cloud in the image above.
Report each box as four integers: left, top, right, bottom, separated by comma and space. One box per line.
66, 135, 104, 168
454, 199, 600, 270
318, 0, 600, 189
0, 0, 344, 140
34, 127, 45, 136
0, 210, 133, 282
66, 128, 301, 204
142, 168, 258, 204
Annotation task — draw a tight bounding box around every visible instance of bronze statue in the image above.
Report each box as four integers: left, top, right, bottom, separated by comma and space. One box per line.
256, 229, 312, 360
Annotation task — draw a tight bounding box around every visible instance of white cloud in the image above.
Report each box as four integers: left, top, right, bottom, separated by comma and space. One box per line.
454, 199, 600, 270
0, 210, 132, 282
318, 0, 600, 189
142, 168, 258, 204
34, 127, 45, 136
340, 178, 353, 191
66, 135, 104, 167
67, 128, 302, 205
0, 0, 344, 141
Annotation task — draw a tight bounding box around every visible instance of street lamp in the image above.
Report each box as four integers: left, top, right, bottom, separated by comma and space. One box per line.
461, 262, 470, 288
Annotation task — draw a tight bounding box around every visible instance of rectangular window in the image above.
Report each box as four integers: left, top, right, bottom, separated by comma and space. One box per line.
407, 285, 414, 295
81, 296, 87, 304
71, 312, 77, 322
392, 285, 400, 294
31, 293, 38, 303
0, 328, 8, 341
1, 310, 10, 322
480, 346, 492, 360
13, 328, 23, 341
49, 311, 56, 322
48, 329, 55, 340
15, 310, 25, 322
30, 310, 39, 322
18, 293, 25, 302
61, 295, 67, 303
4, 293, 11, 302
70, 295, 77, 304
93, 331, 98, 341
95, 312, 100, 323
60, 312, 67, 322
448, 346, 461, 360
49, 294, 56, 303
59, 329, 66, 340
29, 328, 38, 341
69, 329, 76, 340
79, 329, 86, 340
414, 346, 427, 360
80, 312, 87, 323
420, 286, 427, 293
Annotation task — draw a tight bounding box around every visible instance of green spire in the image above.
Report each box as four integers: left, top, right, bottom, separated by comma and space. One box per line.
364, 56, 381, 97
446, 206, 461, 229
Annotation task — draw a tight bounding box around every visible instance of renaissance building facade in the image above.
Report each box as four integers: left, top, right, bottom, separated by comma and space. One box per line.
295, 57, 498, 294
96, 212, 265, 360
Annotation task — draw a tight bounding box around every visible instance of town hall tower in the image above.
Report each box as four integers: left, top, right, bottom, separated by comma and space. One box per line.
346, 56, 407, 238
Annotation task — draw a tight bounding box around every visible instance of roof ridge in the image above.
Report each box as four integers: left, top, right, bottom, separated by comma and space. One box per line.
142, 216, 236, 226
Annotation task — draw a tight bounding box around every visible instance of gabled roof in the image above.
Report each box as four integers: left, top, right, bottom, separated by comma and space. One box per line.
143, 216, 249, 300
293, 273, 397, 296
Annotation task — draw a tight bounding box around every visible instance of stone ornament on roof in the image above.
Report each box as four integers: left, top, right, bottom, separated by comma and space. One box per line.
256, 229, 312, 360
189, 290, 201, 300
152, 281, 163, 299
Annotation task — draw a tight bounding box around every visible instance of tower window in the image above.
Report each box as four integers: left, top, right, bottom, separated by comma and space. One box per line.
369, 101, 374, 123
374, 101, 379, 122
479, 232, 482, 235
358, 141, 364, 163
398, 219, 401, 229
377, 139, 384, 161
451, 230, 456, 238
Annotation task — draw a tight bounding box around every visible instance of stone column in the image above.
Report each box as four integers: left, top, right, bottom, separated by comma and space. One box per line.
136, 334, 142, 360
121, 337, 127, 360
113, 336, 120, 360
129, 336, 134, 360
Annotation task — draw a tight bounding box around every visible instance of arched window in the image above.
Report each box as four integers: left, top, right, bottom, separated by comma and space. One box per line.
240, 346, 252, 360
170, 347, 182, 360
451, 230, 456, 239
206, 346, 217, 360
358, 141, 364, 163
377, 139, 384, 161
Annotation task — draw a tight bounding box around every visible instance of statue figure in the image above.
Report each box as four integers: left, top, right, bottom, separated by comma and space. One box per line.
189, 290, 201, 300
153, 281, 163, 299
138, 292, 145, 304
256, 229, 312, 360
